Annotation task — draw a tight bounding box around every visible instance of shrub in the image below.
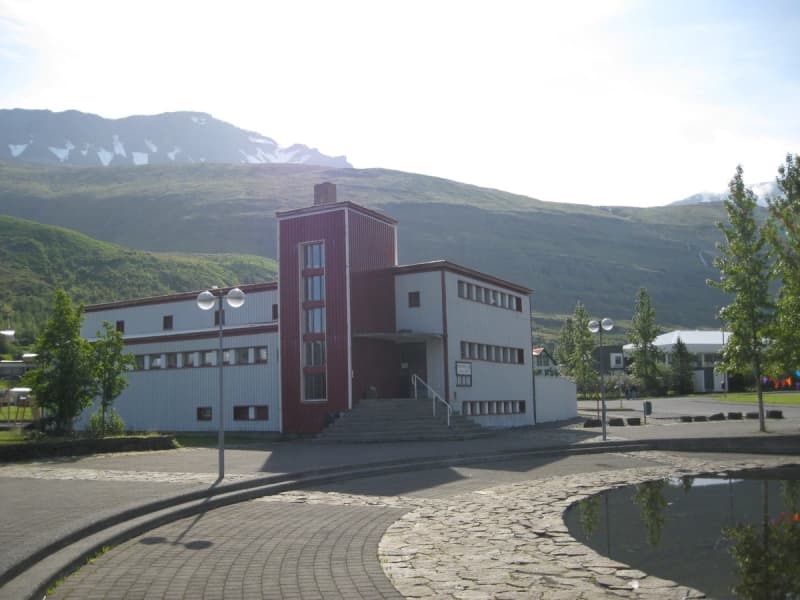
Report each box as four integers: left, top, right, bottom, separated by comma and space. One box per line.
87, 409, 125, 437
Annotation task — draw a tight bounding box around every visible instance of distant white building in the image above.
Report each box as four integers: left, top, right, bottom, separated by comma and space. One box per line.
623, 330, 730, 393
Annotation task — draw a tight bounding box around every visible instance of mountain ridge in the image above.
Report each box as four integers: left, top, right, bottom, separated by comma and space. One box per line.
0, 108, 351, 169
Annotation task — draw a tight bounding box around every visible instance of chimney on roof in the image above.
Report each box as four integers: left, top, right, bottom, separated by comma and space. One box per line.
314, 182, 337, 205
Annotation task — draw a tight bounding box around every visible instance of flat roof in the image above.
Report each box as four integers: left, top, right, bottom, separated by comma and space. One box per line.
394, 260, 532, 295
276, 201, 398, 226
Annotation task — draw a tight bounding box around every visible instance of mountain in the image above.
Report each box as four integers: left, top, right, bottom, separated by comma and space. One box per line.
0, 214, 278, 344
0, 160, 736, 335
670, 181, 778, 206
0, 109, 351, 169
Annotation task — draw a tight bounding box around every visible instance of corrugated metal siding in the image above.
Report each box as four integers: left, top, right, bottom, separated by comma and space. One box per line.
279, 209, 348, 433
75, 333, 280, 432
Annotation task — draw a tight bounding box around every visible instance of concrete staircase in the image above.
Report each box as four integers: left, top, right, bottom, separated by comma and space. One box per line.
315, 397, 493, 443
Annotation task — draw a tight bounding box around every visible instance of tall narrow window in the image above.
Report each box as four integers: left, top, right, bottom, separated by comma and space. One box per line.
304, 242, 325, 269
305, 307, 326, 333
304, 341, 326, 366
162, 315, 173, 330
304, 275, 325, 301
272, 304, 279, 320
115, 320, 125, 333
304, 372, 327, 401
408, 291, 420, 307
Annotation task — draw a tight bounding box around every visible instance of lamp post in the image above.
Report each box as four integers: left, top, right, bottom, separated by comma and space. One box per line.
1, 327, 14, 425
588, 317, 614, 441
197, 287, 246, 480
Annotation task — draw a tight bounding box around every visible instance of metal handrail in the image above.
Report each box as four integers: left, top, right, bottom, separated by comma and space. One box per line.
411, 373, 451, 427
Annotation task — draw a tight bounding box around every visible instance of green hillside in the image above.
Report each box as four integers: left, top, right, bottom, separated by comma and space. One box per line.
0, 214, 277, 344
0, 160, 734, 331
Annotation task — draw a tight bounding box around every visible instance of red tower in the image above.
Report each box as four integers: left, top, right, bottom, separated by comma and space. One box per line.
277, 183, 398, 433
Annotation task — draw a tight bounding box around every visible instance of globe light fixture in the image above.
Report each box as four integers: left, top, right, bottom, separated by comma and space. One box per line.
588, 317, 614, 441
197, 287, 246, 480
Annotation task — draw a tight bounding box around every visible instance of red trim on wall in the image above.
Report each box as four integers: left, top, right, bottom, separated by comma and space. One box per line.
394, 261, 532, 295
84, 282, 278, 312
441, 270, 450, 403
277, 201, 398, 226
121, 324, 278, 345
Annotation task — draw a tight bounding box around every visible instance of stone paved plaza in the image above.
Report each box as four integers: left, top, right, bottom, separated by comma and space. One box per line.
37, 450, 798, 599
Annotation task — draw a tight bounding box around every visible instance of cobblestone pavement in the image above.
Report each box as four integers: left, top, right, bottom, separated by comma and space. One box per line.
39, 451, 799, 599
380, 451, 799, 599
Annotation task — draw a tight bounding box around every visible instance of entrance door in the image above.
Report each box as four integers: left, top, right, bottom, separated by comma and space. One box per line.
400, 343, 427, 398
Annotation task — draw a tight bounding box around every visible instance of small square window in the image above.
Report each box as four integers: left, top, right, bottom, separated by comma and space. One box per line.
197, 407, 212, 421
408, 291, 420, 308
162, 315, 173, 330
115, 320, 125, 333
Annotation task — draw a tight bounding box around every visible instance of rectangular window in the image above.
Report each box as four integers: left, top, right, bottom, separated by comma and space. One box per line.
492, 290, 500, 306
149, 354, 163, 369
197, 407, 212, 421
305, 307, 326, 334
304, 341, 326, 366
517, 349, 525, 364
134, 355, 145, 370
166, 352, 178, 369
408, 291, 420, 307
304, 242, 325, 269
515, 297, 523, 312
460, 341, 468, 359
214, 310, 223, 326
304, 372, 327, 401
162, 315, 173, 330
304, 275, 325, 302
466, 283, 474, 300
502, 347, 510, 363
272, 304, 279, 320
233, 405, 269, 421
203, 351, 215, 366
235, 347, 250, 364
458, 280, 467, 298
256, 347, 268, 363
222, 349, 233, 365
115, 320, 125, 333
182, 351, 196, 368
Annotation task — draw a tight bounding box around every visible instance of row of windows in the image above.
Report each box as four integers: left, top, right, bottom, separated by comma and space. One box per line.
460, 341, 525, 365
196, 405, 269, 421
133, 346, 268, 370
463, 400, 526, 416
301, 241, 327, 401
457, 280, 523, 312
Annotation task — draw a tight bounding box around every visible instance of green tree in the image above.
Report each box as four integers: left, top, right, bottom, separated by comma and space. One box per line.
555, 316, 576, 376
670, 336, 694, 395
708, 165, 773, 432
23, 289, 95, 433
628, 287, 661, 393
633, 480, 668, 547
93, 321, 135, 436
571, 302, 598, 399
765, 153, 800, 377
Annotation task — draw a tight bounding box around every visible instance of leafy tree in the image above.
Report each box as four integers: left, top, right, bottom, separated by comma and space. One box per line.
708, 165, 773, 432
23, 289, 95, 433
555, 316, 576, 376
92, 321, 135, 436
670, 336, 694, 395
628, 287, 661, 393
571, 302, 598, 399
765, 153, 800, 377
633, 479, 668, 547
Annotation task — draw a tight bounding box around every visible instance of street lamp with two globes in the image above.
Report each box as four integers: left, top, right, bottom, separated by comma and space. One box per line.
588, 317, 614, 441
196, 287, 246, 480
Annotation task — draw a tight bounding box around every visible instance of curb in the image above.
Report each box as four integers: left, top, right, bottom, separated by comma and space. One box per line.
2, 435, 799, 600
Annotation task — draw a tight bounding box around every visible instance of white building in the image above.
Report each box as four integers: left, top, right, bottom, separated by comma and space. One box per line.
622, 329, 730, 392
80, 184, 574, 433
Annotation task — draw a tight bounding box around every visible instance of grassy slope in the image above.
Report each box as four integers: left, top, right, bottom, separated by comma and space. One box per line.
0, 214, 277, 343
0, 161, 736, 335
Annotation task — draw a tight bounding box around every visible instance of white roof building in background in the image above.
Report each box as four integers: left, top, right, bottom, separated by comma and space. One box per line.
623, 330, 730, 355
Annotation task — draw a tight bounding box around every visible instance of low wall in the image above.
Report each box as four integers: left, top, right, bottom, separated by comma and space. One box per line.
0, 435, 177, 462
534, 376, 577, 423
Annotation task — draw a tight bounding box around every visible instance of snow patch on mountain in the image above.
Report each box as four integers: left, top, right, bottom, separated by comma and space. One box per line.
168, 146, 180, 160
144, 139, 158, 153
97, 148, 113, 166
8, 143, 28, 157
132, 152, 148, 165
671, 181, 779, 207
112, 135, 126, 157
191, 115, 207, 125
248, 136, 276, 146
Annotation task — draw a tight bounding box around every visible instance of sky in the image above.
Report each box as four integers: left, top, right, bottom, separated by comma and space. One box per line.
1, 0, 798, 207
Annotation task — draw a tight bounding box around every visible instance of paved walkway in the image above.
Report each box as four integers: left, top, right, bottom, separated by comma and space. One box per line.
0, 415, 798, 599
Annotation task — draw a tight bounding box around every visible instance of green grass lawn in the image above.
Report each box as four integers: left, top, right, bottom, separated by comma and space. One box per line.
709, 392, 800, 405
0, 406, 33, 421
0, 429, 28, 444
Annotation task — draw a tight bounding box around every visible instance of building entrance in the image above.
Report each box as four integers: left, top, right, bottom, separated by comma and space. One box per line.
400, 343, 427, 398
